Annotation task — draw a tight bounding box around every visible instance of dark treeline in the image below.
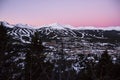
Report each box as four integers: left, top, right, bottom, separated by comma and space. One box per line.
0, 23, 120, 80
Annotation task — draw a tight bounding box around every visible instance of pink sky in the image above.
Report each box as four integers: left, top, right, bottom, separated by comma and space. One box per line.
0, 0, 120, 27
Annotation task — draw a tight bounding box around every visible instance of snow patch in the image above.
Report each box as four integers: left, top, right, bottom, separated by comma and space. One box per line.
41, 23, 65, 29
15, 24, 35, 29
0, 21, 14, 28
64, 25, 76, 29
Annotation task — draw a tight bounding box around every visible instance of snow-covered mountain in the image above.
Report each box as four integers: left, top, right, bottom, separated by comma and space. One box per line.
0, 21, 120, 44
0, 21, 35, 43
38, 23, 77, 40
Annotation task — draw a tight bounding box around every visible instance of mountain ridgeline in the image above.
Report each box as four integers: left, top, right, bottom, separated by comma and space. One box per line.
1, 21, 120, 43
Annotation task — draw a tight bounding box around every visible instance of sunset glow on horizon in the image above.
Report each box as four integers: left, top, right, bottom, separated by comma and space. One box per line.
0, 0, 120, 27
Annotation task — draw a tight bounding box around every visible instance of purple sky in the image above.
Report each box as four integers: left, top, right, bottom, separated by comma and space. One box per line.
0, 0, 120, 27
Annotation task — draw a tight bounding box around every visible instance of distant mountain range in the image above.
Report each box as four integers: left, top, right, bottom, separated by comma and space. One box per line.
1, 21, 120, 44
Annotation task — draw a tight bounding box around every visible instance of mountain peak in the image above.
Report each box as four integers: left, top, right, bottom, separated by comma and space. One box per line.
49, 23, 61, 26
64, 25, 76, 29
41, 23, 65, 29
0, 21, 14, 28
15, 24, 35, 29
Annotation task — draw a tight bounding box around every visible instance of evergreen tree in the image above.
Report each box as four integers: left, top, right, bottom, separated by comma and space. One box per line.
99, 50, 112, 65
96, 50, 112, 80
0, 22, 9, 80
25, 31, 53, 80
0, 22, 24, 80
0, 22, 8, 62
